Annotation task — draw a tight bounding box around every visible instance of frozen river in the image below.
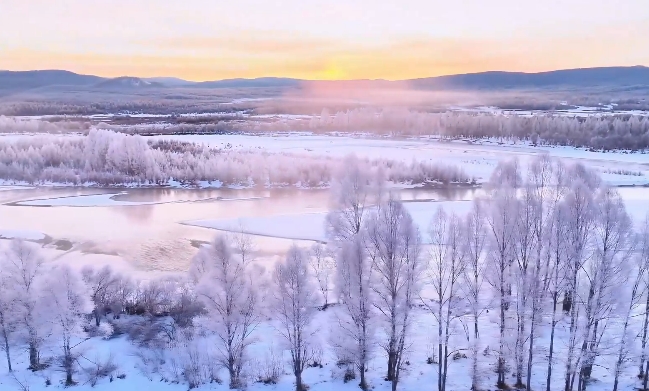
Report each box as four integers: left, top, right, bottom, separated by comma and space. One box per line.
0, 186, 480, 272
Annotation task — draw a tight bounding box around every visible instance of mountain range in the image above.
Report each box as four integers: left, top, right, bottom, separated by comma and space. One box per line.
1, 66, 648, 93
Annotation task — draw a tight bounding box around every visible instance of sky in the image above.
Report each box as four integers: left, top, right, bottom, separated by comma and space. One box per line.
1, 0, 648, 81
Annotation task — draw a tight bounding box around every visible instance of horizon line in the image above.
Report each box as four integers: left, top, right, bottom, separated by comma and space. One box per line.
1, 64, 647, 83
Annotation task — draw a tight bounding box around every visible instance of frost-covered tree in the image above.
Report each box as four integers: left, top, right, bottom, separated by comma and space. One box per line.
272, 245, 319, 391
326, 155, 381, 243
38, 265, 93, 386
191, 235, 262, 389
575, 187, 633, 391
0, 269, 17, 372
462, 201, 487, 391
333, 235, 375, 390
637, 215, 649, 391
365, 196, 424, 391
2, 240, 46, 370
309, 243, 334, 309
424, 208, 467, 391
82, 265, 119, 327
562, 178, 598, 391
483, 182, 518, 389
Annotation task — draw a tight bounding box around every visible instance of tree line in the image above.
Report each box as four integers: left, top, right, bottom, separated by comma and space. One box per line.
250, 108, 649, 151
0, 129, 470, 187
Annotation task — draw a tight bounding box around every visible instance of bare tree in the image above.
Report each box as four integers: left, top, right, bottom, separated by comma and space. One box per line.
82, 265, 118, 327
192, 235, 262, 389
462, 201, 487, 391
612, 230, 645, 391
545, 202, 569, 391
562, 179, 597, 391
638, 215, 649, 390
424, 208, 467, 391
0, 270, 17, 372
483, 184, 518, 389
39, 265, 93, 386
273, 245, 319, 391
310, 243, 334, 309
2, 240, 46, 370
326, 155, 381, 243
333, 234, 375, 390
365, 196, 424, 391
575, 187, 634, 391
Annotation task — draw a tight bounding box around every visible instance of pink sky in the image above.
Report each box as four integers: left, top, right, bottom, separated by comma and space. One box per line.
1, 0, 647, 80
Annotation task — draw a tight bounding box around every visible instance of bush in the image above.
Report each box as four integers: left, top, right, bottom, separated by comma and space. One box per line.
343, 368, 356, 383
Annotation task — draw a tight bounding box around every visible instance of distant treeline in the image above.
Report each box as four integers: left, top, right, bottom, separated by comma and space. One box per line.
0, 129, 470, 186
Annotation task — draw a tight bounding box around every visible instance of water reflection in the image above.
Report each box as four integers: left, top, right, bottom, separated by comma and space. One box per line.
0, 186, 493, 271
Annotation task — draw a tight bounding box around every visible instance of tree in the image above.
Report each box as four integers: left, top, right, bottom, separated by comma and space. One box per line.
2, 239, 46, 370
273, 245, 319, 391
483, 184, 518, 389
575, 187, 633, 391
424, 208, 467, 391
192, 235, 262, 389
82, 265, 118, 327
638, 215, 649, 390
462, 201, 487, 391
309, 243, 334, 309
39, 265, 93, 386
333, 235, 375, 390
612, 227, 645, 391
326, 154, 380, 243
365, 196, 424, 391
545, 201, 569, 391
0, 269, 17, 372
562, 179, 597, 391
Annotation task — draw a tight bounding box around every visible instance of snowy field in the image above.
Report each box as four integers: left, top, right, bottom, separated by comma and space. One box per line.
154, 132, 649, 186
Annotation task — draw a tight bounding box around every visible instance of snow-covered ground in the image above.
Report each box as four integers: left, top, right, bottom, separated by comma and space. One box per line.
154, 132, 649, 186
0, 228, 46, 241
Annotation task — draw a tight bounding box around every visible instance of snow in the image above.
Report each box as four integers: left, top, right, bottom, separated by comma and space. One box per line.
0, 229, 46, 241
15, 192, 262, 207
0, 185, 35, 191
153, 132, 649, 186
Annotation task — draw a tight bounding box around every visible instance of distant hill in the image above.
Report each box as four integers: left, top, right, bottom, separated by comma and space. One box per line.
0, 70, 104, 91
94, 77, 164, 89
195, 77, 302, 89
410, 66, 649, 89
144, 77, 196, 87
1, 66, 647, 93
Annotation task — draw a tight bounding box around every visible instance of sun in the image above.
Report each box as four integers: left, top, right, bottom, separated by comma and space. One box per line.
318, 62, 347, 80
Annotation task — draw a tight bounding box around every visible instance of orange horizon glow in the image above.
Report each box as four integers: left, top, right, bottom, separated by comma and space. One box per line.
1, 0, 648, 81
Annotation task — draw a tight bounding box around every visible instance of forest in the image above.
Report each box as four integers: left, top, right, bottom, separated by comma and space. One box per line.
1, 156, 649, 391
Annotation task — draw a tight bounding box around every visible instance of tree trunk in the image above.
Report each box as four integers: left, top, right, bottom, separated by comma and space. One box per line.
359, 361, 368, 391
546, 293, 559, 391
471, 313, 479, 390
640, 292, 649, 378
497, 285, 507, 389
295, 370, 304, 391
64, 345, 75, 386
94, 308, 101, 327
28, 342, 39, 371
562, 292, 572, 313
2, 330, 11, 372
